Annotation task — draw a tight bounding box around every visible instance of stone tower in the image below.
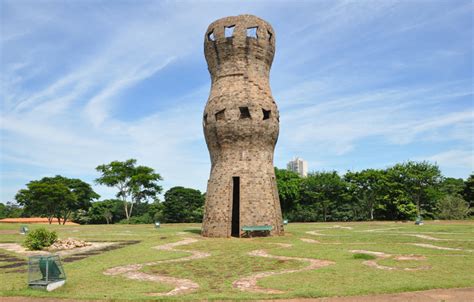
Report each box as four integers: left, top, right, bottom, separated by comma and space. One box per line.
202, 15, 283, 237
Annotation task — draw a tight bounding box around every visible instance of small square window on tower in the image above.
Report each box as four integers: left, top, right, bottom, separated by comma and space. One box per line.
225, 25, 235, 38
239, 107, 251, 119
215, 109, 225, 121
246, 27, 258, 38
262, 109, 271, 120
207, 30, 215, 41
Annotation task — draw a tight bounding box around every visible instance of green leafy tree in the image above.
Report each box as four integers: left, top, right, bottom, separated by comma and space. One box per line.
438, 195, 470, 219
439, 177, 465, 196
0, 202, 23, 218
463, 174, 474, 210
274, 168, 302, 215
299, 171, 347, 222
87, 199, 124, 224
344, 169, 386, 220
95, 159, 162, 222
162, 187, 204, 223
15, 176, 98, 224
387, 161, 442, 219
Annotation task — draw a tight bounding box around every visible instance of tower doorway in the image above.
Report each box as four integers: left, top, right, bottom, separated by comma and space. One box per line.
231, 177, 240, 237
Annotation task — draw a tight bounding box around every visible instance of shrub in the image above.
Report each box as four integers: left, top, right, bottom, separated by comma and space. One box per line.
118, 213, 154, 224
24, 227, 58, 250
353, 253, 376, 260
438, 195, 471, 220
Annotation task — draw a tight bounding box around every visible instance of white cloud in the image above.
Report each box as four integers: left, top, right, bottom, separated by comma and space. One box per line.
419, 150, 474, 170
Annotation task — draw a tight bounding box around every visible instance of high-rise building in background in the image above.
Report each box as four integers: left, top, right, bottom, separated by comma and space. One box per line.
287, 157, 308, 177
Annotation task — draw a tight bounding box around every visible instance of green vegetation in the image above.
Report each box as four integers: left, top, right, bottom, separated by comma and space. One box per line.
95, 159, 163, 222
162, 187, 205, 223
3, 160, 472, 225
352, 253, 376, 260
0, 221, 473, 300
437, 195, 471, 219
278, 162, 473, 222
14, 175, 99, 224
23, 227, 58, 250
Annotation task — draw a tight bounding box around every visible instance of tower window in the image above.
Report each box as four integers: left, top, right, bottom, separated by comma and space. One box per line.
225, 25, 235, 38
203, 114, 208, 126
247, 27, 258, 38
207, 30, 215, 41
239, 107, 251, 119
262, 109, 271, 120
267, 30, 272, 41
215, 109, 225, 121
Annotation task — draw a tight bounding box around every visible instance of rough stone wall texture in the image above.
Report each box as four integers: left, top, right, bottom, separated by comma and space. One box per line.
202, 15, 283, 237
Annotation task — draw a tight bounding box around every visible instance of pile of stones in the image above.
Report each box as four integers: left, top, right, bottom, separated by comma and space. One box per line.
48, 238, 92, 250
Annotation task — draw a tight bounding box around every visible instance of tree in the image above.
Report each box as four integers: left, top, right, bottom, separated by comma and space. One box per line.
162, 187, 204, 223
438, 195, 470, 219
344, 169, 386, 220
96, 159, 163, 222
274, 168, 302, 215
387, 161, 442, 219
299, 171, 348, 222
0, 202, 23, 218
60, 177, 100, 224
15, 176, 98, 224
439, 177, 465, 196
86, 199, 124, 224
463, 174, 474, 210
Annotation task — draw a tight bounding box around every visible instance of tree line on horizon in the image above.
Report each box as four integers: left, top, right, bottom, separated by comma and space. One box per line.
1, 159, 472, 224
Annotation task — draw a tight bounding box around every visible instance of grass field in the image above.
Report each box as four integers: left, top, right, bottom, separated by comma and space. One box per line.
0, 221, 473, 300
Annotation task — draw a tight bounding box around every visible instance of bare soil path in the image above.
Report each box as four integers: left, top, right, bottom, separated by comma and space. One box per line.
103, 238, 210, 296
233, 243, 334, 294
349, 249, 429, 271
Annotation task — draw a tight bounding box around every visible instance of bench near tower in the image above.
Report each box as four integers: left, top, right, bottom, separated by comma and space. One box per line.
202, 15, 284, 238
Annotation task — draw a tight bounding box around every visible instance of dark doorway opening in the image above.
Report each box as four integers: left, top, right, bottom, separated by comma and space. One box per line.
231, 177, 240, 237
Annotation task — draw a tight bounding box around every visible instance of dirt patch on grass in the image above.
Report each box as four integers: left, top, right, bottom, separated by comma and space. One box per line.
359, 227, 403, 233
104, 238, 211, 296
406, 234, 447, 241
0, 242, 115, 256
233, 243, 334, 294
330, 225, 353, 230
410, 243, 473, 252
349, 250, 429, 271
300, 238, 320, 243
306, 231, 327, 236
0, 241, 141, 265
0, 230, 19, 234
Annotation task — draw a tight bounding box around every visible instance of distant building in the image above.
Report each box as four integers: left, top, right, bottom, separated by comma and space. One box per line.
287, 157, 308, 177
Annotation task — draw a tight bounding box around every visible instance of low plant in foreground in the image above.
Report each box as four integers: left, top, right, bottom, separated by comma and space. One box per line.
24, 227, 58, 250
352, 253, 376, 260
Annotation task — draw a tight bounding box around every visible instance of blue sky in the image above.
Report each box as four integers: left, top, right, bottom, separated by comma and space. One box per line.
1, 0, 473, 203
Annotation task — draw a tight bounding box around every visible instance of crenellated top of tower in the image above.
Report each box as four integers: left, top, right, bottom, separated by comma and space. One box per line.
204, 14, 275, 80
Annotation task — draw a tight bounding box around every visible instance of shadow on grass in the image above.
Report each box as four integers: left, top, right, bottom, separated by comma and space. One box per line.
183, 229, 202, 235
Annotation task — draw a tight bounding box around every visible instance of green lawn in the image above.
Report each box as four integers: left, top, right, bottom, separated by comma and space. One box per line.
0, 221, 473, 300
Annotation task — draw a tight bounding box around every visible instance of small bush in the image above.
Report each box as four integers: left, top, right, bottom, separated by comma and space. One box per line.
353, 253, 376, 260
118, 213, 154, 224
438, 195, 471, 220
24, 227, 58, 250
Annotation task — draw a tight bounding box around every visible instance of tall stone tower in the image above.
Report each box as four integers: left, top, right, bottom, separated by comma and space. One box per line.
202, 15, 283, 237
